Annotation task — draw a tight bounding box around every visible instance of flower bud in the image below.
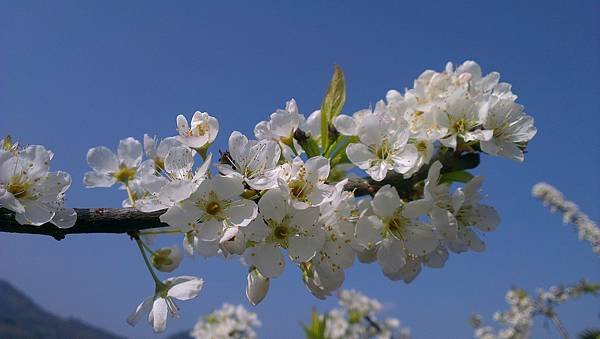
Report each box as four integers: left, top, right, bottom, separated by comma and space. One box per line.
219, 227, 246, 256
151, 245, 182, 272
246, 268, 269, 306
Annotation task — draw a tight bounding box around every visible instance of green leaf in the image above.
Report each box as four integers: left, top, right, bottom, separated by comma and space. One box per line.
439, 170, 474, 184
297, 136, 321, 158
303, 310, 328, 339
320, 65, 346, 151
579, 329, 600, 339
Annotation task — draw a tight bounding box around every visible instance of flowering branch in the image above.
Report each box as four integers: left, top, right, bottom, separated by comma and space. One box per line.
1, 61, 538, 333
0, 151, 479, 240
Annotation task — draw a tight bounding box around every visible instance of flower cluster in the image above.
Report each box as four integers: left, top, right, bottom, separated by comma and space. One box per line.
190, 303, 261, 339
309, 289, 410, 339
0, 136, 76, 228
532, 182, 600, 254
471, 280, 600, 339
341, 60, 537, 182
81, 61, 536, 332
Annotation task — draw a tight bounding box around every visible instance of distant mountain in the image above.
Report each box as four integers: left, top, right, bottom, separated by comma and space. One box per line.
0, 279, 124, 339
166, 331, 191, 339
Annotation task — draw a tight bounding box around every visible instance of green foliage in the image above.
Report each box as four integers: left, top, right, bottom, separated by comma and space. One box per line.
303, 309, 328, 339
320, 65, 346, 151
579, 329, 600, 339
439, 170, 474, 184
298, 136, 321, 158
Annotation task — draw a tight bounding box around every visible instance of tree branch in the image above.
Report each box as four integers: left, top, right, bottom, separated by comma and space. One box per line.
0, 151, 479, 240
345, 151, 480, 198
0, 208, 168, 240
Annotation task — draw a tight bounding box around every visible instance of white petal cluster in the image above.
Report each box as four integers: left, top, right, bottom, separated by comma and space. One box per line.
0, 139, 76, 228
322, 289, 411, 339
78, 61, 537, 333
471, 280, 599, 339
338, 60, 536, 182
532, 182, 600, 254
190, 303, 261, 339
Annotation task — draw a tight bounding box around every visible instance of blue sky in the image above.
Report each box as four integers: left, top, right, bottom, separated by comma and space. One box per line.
0, 1, 598, 338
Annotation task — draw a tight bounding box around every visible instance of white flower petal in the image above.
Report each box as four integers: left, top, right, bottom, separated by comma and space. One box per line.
372, 185, 401, 219
86, 146, 118, 174
150, 298, 168, 333
226, 199, 258, 227
118, 137, 143, 168
258, 188, 287, 224
243, 218, 270, 242
83, 171, 116, 188
333, 115, 358, 136
127, 296, 153, 326
245, 244, 285, 278
15, 200, 54, 226
404, 223, 438, 256
197, 220, 224, 241
346, 143, 372, 169
167, 277, 203, 300
377, 238, 406, 274
51, 207, 77, 229
212, 175, 244, 201
355, 215, 383, 249
291, 206, 320, 230
288, 234, 319, 262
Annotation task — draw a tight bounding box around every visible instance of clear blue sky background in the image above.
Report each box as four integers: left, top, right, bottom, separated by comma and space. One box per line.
1, 1, 598, 338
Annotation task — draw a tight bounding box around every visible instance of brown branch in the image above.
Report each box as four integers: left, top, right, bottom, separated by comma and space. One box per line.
0, 151, 479, 240
345, 151, 480, 198
0, 208, 168, 240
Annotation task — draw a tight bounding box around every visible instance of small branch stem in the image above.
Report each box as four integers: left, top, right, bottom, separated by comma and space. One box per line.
134, 236, 161, 285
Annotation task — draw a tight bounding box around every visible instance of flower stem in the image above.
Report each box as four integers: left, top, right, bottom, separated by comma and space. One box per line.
135, 236, 161, 285
126, 184, 136, 208
140, 229, 182, 236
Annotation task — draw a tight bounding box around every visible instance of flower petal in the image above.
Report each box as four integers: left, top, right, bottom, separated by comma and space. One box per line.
118, 137, 143, 168
126, 296, 153, 327
167, 277, 203, 300
86, 146, 118, 174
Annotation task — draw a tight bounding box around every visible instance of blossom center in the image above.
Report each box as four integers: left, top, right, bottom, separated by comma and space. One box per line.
205, 201, 222, 216
387, 215, 408, 239
192, 123, 209, 136
453, 118, 467, 134
289, 179, 308, 200
374, 140, 392, 160
415, 141, 428, 153
6, 178, 30, 199
274, 225, 289, 240
113, 166, 136, 183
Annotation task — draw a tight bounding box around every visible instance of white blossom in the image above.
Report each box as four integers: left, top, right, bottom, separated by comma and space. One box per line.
0, 146, 76, 228
127, 276, 203, 333
346, 107, 418, 181
191, 303, 261, 339
160, 174, 258, 247
84, 137, 143, 188
277, 156, 334, 209
254, 98, 303, 143
176, 111, 219, 149
243, 188, 325, 278
479, 97, 537, 162
217, 131, 281, 190
355, 185, 438, 276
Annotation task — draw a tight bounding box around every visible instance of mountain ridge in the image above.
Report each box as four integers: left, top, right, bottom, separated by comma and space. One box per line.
0, 279, 125, 339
